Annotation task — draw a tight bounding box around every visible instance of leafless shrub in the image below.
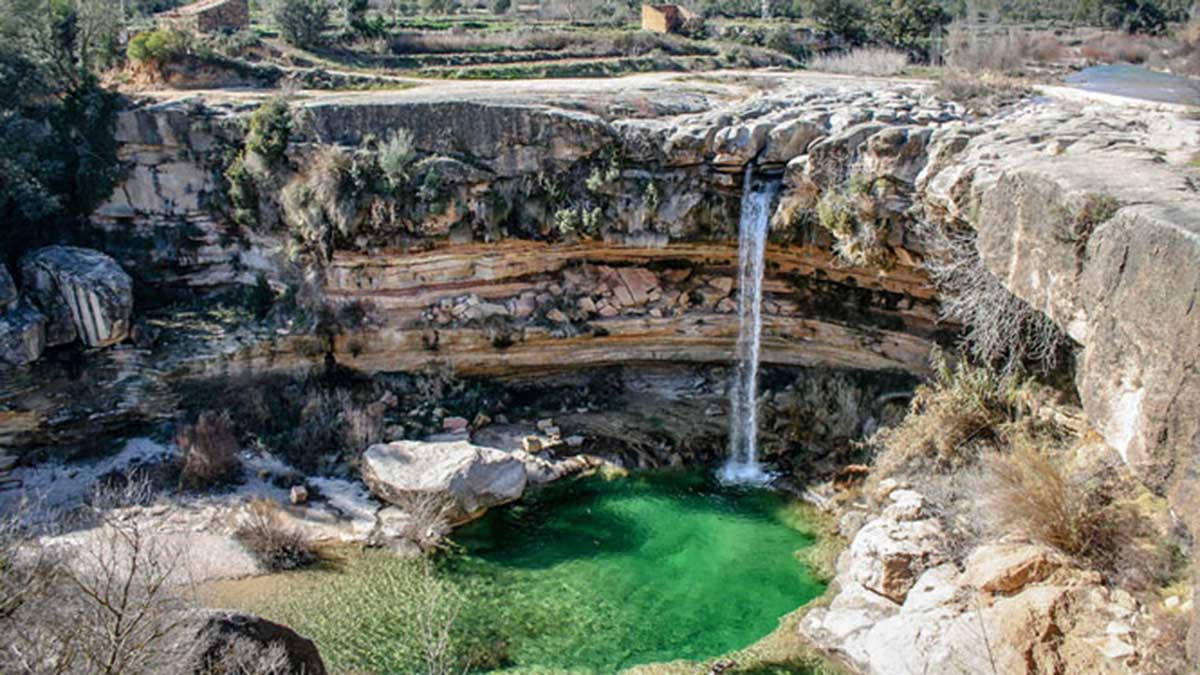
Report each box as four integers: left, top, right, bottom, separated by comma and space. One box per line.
1, 504, 197, 674
808, 48, 908, 76
944, 22, 1029, 73
387, 492, 453, 553
178, 411, 242, 490
1080, 32, 1154, 64
913, 220, 1070, 375
412, 558, 464, 675
195, 636, 292, 675
294, 388, 384, 466
235, 498, 317, 572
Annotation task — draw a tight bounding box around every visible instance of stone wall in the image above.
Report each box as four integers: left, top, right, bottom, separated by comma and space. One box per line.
160, 0, 249, 34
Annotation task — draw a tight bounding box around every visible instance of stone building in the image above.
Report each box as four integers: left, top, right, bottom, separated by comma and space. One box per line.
159, 0, 250, 34
641, 4, 702, 34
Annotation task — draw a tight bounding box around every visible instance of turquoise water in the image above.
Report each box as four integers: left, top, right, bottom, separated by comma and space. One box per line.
450, 471, 826, 672
226, 472, 827, 674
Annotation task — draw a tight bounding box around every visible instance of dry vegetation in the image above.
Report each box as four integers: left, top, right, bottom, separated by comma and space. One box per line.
0, 485, 295, 674
177, 411, 242, 490
235, 498, 318, 572
870, 349, 1183, 596
913, 219, 1070, 375
806, 47, 909, 76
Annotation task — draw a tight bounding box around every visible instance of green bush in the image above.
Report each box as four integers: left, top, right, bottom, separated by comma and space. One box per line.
245, 96, 293, 164
268, 0, 334, 48
126, 28, 191, 65
810, 0, 867, 44
378, 128, 416, 191
867, 0, 950, 61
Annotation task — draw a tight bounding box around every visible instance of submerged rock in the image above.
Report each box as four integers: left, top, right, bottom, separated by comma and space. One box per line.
361, 439, 527, 524
183, 610, 326, 675
20, 246, 133, 348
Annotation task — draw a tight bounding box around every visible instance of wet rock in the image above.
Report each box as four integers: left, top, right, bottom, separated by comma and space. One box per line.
183, 610, 326, 675
0, 304, 46, 365
362, 440, 527, 524
20, 246, 133, 348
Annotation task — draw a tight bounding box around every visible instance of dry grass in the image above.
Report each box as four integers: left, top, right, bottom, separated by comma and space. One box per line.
870, 349, 1022, 480
984, 438, 1126, 560
807, 48, 908, 76
933, 70, 1034, 117
177, 411, 242, 490
235, 498, 317, 572
1080, 32, 1155, 64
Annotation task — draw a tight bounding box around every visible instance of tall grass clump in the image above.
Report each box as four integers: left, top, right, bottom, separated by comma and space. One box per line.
807, 48, 908, 76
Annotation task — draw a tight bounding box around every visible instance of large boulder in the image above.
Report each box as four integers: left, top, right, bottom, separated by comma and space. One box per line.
361, 440, 527, 524
183, 610, 326, 675
0, 303, 46, 365
20, 246, 133, 348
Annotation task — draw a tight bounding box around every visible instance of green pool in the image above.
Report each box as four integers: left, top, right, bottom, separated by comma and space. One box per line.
224, 472, 826, 673
452, 471, 826, 672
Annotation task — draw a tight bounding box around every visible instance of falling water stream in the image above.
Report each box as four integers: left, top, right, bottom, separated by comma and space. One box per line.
720, 169, 780, 485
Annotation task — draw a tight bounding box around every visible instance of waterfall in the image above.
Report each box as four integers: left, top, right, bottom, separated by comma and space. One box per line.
720, 169, 780, 485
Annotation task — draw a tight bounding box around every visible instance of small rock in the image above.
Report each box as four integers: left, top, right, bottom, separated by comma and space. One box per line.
522, 436, 544, 453
546, 309, 569, 323
443, 416, 470, 433
289, 485, 309, 505
536, 418, 555, 432
565, 435, 585, 448
577, 296, 597, 314
710, 277, 734, 294
715, 297, 737, 313
544, 426, 561, 438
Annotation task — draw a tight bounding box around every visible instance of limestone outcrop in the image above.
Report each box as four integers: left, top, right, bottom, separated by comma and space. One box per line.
802, 492, 1149, 675
19, 246, 133, 349
361, 440, 527, 524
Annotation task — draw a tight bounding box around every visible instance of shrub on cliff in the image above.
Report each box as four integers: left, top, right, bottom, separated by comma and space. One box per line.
871, 348, 1025, 479
913, 219, 1070, 375
246, 96, 294, 166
